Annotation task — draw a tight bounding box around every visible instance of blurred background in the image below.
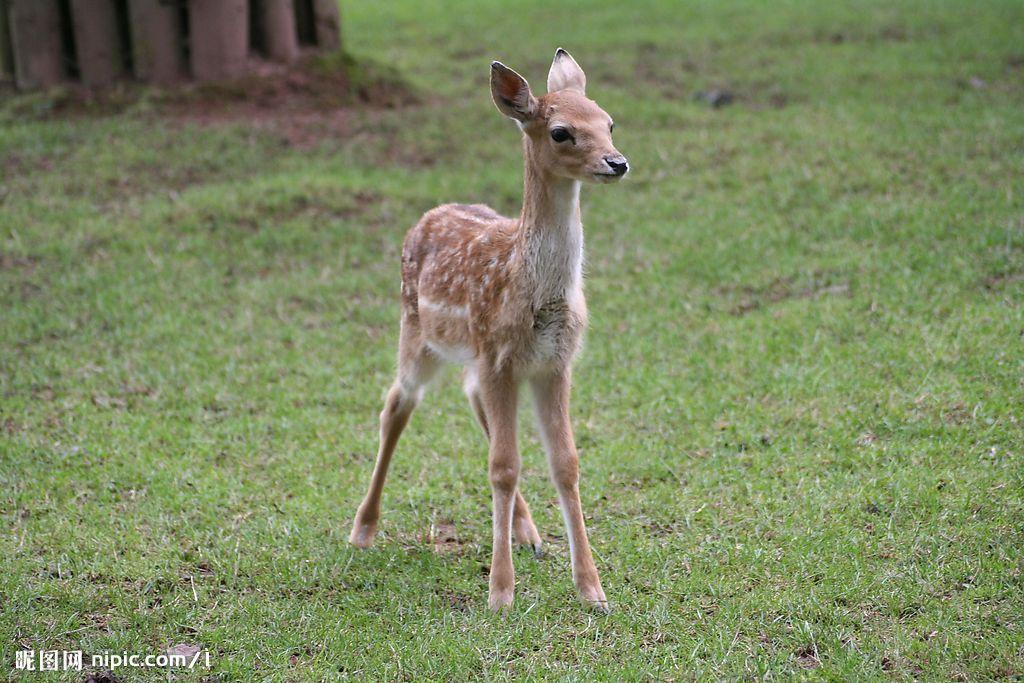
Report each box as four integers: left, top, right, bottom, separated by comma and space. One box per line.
2, 0, 1022, 679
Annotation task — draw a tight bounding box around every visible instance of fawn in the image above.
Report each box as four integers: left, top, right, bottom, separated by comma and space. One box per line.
349, 48, 629, 612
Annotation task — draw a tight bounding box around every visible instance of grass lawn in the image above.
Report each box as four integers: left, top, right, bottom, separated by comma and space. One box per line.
2, 0, 1023, 679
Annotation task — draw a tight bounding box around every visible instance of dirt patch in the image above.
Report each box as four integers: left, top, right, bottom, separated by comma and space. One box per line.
643, 520, 678, 537
983, 270, 1024, 290
2, 417, 21, 435
164, 52, 418, 150
628, 44, 794, 109
286, 645, 317, 667
943, 402, 974, 425
879, 25, 909, 42
723, 270, 851, 315
2, 51, 418, 152
855, 431, 878, 447
165, 188, 385, 245
0, 252, 41, 274
441, 588, 473, 612
2, 154, 56, 182
426, 520, 466, 554
631, 43, 696, 100
807, 24, 915, 46
794, 644, 820, 669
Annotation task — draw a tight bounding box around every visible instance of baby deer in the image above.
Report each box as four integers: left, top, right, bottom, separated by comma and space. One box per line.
349, 48, 629, 612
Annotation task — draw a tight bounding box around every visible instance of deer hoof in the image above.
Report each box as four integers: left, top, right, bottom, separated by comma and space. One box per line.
348, 523, 377, 548
579, 584, 610, 613
488, 589, 514, 613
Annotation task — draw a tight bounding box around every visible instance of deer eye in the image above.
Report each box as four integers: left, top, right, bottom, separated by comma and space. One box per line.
550, 127, 572, 143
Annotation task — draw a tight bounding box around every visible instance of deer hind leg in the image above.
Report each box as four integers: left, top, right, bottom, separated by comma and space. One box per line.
477, 367, 521, 611
350, 323, 439, 548
464, 369, 542, 555
530, 370, 608, 612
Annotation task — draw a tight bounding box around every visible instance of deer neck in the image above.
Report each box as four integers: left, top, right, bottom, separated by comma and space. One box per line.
516, 141, 583, 308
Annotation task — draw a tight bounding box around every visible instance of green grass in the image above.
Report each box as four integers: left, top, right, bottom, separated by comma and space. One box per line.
2, 0, 1023, 679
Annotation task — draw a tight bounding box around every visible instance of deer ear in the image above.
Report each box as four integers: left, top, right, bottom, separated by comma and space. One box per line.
490, 61, 537, 122
547, 47, 586, 95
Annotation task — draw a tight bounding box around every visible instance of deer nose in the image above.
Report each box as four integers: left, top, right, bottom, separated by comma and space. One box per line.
604, 155, 629, 176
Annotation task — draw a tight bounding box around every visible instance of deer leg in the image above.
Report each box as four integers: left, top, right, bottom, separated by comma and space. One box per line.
530, 370, 608, 612
511, 490, 542, 556
478, 368, 520, 611
350, 337, 437, 548
465, 369, 542, 555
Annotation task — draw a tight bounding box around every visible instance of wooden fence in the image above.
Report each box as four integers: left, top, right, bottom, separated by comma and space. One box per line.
0, 0, 341, 90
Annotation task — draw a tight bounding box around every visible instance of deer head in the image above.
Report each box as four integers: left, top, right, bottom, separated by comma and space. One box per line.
491, 48, 629, 184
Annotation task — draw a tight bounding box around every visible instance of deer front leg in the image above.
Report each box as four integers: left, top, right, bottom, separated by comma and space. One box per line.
479, 368, 520, 612
530, 370, 608, 612
465, 370, 542, 554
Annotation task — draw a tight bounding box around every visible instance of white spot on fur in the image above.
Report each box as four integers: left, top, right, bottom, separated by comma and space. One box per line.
425, 340, 474, 365
419, 296, 469, 318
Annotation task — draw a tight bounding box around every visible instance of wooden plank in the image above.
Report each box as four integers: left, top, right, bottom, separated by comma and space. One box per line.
311, 0, 339, 51
127, 0, 183, 84
70, 0, 124, 87
261, 0, 298, 64
0, 0, 15, 82
189, 0, 249, 82
9, 0, 64, 90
